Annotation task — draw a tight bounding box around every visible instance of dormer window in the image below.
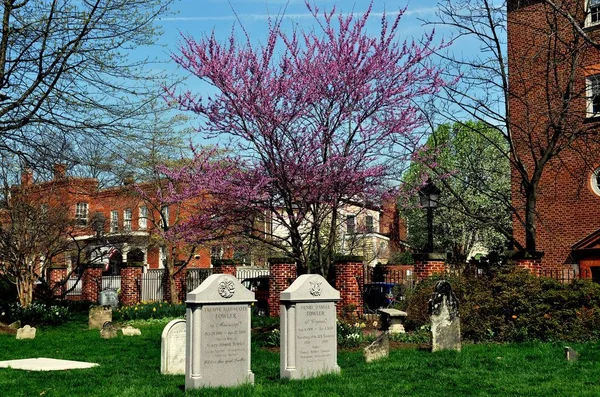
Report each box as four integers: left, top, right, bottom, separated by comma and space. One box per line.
587, 0, 600, 27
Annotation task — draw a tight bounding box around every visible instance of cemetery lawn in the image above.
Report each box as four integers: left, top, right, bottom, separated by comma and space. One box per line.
1, 317, 600, 397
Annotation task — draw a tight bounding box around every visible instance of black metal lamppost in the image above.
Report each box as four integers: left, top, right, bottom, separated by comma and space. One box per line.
418, 178, 441, 253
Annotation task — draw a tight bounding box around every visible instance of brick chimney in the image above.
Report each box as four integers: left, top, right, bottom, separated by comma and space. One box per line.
53, 163, 67, 179
21, 167, 33, 186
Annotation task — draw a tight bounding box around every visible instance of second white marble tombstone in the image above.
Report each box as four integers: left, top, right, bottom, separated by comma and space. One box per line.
280, 274, 340, 379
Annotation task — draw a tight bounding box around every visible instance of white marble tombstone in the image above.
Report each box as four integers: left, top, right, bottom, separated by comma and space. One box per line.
185, 274, 255, 390
161, 319, 186, 375
280, 274, 341, 379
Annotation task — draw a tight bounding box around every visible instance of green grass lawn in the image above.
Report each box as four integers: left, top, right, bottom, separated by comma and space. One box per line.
1, 316, 600, 396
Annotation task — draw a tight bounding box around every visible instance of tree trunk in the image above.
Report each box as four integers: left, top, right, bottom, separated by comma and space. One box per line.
166, 245, 179, 304
524, 184, 537, 253
17, 276, 34, 307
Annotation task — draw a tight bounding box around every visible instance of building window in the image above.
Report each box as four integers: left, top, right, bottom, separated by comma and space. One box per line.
160, 205, 169, 228
211, 246, 223, 262
123, 208, 132, 231
75, 202, 88, 226
587, 74, 600, 117
139, 206, 148, 230
110, 210, 119, 232
365, 215, 374, 233
592, 168, 600, 196
346, 215, 355, 234
588, 0, 600, 26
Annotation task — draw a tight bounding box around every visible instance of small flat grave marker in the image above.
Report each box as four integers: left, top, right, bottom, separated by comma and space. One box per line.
280, 274, 340, 379
185, 274, 255, 390
161, 319, 186, 375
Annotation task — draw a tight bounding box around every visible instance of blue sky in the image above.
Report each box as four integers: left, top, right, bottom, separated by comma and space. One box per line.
151, 0, 444, 86
144, 0, 463, 139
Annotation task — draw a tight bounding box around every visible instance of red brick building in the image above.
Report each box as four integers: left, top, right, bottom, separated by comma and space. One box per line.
13, 165, 213, 275
508, 0, 600, 278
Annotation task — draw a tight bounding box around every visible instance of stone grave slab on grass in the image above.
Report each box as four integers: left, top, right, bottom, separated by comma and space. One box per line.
185, 274, 255, 390
428, 280, 461, 352
16, 325, 36, 340
280, 274, 340, 380
89, 305, 112, 330
0, 358, 98, 371
161, 319, 186, 375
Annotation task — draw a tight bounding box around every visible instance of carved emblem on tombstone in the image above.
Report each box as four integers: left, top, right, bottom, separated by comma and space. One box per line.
309, 281, 322, 296
218, 279, 235, 298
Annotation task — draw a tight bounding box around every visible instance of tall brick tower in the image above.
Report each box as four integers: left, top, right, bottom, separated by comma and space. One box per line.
508, 0, 600, 278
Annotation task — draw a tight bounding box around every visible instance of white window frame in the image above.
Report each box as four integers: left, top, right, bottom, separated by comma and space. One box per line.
587, 74, 600, 117
75, 202, 88, 226
139, 206, 148, 230
587, 0, 600, 27
123, 208, 132, 231
591, 167, 600, 196
346, 215, 356, 234
110, 210, 119, 232
160, 205, 169, 228
365, 215, 374, 234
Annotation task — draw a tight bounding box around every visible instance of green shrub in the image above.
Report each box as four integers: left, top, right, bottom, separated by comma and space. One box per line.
403, 267, 600, 343
114, 301, 185, 321
6, 302, 70, 326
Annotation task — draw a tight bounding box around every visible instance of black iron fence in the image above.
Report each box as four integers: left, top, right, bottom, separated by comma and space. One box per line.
187, 268, 214, 292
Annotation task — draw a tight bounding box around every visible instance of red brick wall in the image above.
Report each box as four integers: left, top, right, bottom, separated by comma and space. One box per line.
212, 260, 236, 276
412, 253, 447, 280
82, 266, 102, 303
268, 260, 297, 317
48, 266, 67, 297
508, 1, 600, 269
120, 266, 142, 306
334, 260, 364, 317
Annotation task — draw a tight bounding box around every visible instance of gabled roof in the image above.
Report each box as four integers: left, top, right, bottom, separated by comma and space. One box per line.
571, 228, 600, 258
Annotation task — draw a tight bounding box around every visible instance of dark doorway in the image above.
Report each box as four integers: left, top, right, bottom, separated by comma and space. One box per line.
592, 267, 600, 284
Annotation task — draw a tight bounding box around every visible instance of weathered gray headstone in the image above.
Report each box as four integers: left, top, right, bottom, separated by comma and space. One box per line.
89, 305, 112, 330
121, 325, 141, 336
428, 280, 461, 352
161, 319, 186, 375
16, 325, 36, 340
280, 274, 340, 379
565, 346, 579, 361
100, 321, 117, 339
378, 308, 407, 334
99, 289, 119, 308
185, 274, 255, 390
364, 332, 389, 363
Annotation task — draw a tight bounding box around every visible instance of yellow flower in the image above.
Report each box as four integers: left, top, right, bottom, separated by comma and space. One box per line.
153, 307, 156, 312
511, 315, 517, 319
134, 307, 138, 311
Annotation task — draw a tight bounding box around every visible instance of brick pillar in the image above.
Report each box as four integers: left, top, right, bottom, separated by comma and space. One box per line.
120, 264, 143, 306
334, 256, 364, 318
413, 253, 448, 280
48, 266, 68, 297
212, 259, 237, 276
82, 266, 102, 303
164, 267, 188, 303
268, 258, 297, 317
510, 251, 544, 277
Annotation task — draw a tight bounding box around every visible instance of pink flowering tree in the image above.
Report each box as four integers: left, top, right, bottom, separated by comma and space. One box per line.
163, 2, 447, 275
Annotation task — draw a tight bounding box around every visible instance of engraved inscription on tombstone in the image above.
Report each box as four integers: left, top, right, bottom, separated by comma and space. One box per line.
280, 274, 341, 379
161, 319, 186, 375
185, 274, 255, 390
